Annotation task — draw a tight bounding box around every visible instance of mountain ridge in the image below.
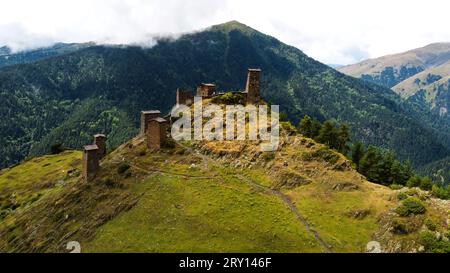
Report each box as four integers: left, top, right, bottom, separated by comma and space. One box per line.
338, 42, 450, 182
338, 43, 450, 119
0, 21, 449, 170
0, 42, 95, 69
339, 43, 450, 78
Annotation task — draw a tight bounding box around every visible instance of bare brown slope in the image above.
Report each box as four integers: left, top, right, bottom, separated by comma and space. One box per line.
339, 43, 450, 79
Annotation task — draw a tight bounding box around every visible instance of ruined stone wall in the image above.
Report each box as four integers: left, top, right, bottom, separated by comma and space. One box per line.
176, 89, 194, 105
196, 84, 216, 97
82, 145, 99, 181
94, 134, 107, 159
246, 69, 261, 104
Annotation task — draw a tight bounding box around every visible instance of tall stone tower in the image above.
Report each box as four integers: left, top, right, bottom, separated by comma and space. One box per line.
246, 68, 261, 104
93, 134, 107, 159
140, 110, 161, 136
147, 117, 168, 150
82, 145, 99, 182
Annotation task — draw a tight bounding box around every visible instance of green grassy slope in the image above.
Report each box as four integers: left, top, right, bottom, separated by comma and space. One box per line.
0, 151, 81, 221
0, 133, 448, 253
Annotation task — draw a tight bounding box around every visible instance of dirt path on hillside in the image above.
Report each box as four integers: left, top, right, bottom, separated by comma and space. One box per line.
235, 174, 332, 253
177, 143, 333, 253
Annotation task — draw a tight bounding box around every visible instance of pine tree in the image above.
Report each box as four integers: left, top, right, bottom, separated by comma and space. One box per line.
298, 115, 321, 138
337, 123, 350, 154
378, 151, 396, 185
317, 121, 338, 149
299, 115, 313, 138
358, 145, 381, 182
391, 160, 413, 185
406, 176, 421, 188
311, 119, 322, 139
420, 177, 433, 191
351, 142, 365, 168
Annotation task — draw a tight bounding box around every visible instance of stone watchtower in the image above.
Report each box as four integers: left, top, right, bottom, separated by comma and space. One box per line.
196, 83, 216, 97
140, 110, 161, 136
246, 68, 261, 104
147, 117, 168, 150
82, 145, 99, 181
176, 88, 194, 106
93, 134, 107, 159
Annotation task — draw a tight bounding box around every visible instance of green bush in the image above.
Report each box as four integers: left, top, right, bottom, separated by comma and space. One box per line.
262, 152, 275, 161
406, 176, 421, 188
431, 185, 449, 200
211, 92, 245, 105
424, 219, 437, 231
162, 139, 176, 149
391, 219, 408, 234
306, 147, 340, 164
390, 184, 404, 190
395, 197, 426, 217
117, 163, 131, 174
50, 143, 65, 155
420, 231, 450, 253
396, 192, 408, 201
281, 121, 298, 135
419, 177, 432, 191
138, 148, 147, 156
406, 188, 419, 197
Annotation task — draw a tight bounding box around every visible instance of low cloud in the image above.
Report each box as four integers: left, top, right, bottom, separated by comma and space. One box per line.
1, 0, 450, 64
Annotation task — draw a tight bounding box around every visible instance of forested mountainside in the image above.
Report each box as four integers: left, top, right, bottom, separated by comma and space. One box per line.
338, 43, 450, 183
339, 43, 450, 120
1, 21, 449, 170
0, 43, 93, 68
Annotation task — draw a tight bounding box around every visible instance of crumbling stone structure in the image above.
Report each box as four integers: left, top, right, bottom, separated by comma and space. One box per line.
196, 83, 216, 97
140, 110, 161, 135
82, 144, 99, 182
174, 68, 262, 104
147, 117, 168, 150
93, 134, 107, 159
246, 68, 261, 104
176, 88, 194, 106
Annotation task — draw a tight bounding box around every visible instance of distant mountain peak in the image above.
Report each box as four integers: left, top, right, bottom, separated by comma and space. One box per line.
209, 20, 257, 35
0, 46, 11, 56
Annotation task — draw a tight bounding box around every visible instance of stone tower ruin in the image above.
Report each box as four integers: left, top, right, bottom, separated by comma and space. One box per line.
93, 134, 107, 159
176, 88, 194, 106
140, 110, 161, 136
196, 83, 216, 97
246, 68, 261, 104
82, 144, 99, 181
147, 117, 168, 150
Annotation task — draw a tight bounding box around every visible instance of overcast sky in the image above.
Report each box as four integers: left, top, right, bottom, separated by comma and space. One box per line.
1, 0, 449, 65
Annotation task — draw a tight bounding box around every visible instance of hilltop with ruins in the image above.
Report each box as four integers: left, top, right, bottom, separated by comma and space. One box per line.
82, 68, 262, 181
0, 68, 449, 254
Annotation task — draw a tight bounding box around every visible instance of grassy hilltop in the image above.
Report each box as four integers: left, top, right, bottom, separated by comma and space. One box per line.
1, 104, 448, 253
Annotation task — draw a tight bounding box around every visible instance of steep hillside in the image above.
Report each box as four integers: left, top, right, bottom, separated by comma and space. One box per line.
339, 43, 450, 88
393, 61, 450, 116
338, 43, 450, 119
419, 157, 450, 187
1, 21, 449, 170
0, 126, 448, 253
